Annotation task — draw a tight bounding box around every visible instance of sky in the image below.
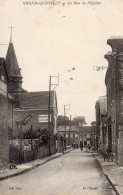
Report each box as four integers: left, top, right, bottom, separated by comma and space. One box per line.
0, 0, 123, 125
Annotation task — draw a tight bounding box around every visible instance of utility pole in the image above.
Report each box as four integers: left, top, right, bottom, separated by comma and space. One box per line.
48, 74, 59, 156
68, 115, 72, 146
64, 105, 70, 150
48, 76, 51, 156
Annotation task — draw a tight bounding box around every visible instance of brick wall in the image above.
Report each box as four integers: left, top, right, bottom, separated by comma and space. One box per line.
105, 38, 123, 164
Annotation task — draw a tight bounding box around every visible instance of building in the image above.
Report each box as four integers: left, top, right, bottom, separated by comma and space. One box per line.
91, 121, 96, 148
95, 96, 107, 152
57, 125, 79, 151
14, 91, 58, 155
95, 100, 100, 150
0, 35, 58, 167
57, 125, 93, 148
105, 37, 123, 165
5, 38, 58, 156
78, 126, 93, 146
0, 58, 9, 169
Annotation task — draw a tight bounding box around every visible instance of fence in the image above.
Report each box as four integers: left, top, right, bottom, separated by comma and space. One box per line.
9, 139, 49, 164
9, 145, 20, 164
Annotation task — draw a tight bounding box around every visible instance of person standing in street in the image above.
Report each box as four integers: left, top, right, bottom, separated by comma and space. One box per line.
80, 141, 83, 151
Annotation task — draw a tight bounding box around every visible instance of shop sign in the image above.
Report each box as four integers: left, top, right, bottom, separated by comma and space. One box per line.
38, 115, 51, 123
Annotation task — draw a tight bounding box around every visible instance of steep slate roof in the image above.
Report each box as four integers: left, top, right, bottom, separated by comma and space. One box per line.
5, 42, 22, 77
19, 91, 57, 109
79, 126, 92, 133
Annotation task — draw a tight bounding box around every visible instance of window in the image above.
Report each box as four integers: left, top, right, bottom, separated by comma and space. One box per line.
1, 75, 4, 82
75, 134, 78, 138
87, 134, 90, 138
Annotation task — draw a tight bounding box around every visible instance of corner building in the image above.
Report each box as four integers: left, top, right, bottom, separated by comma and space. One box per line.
105, 37, 123, 165
0, 58, 9, 169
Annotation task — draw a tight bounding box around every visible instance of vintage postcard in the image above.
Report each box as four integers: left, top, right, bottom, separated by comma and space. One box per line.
0, 0, 123, 194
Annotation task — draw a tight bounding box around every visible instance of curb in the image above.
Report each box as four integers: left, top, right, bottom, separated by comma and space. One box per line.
92, 153, 120, 195
0, 149, 73, 181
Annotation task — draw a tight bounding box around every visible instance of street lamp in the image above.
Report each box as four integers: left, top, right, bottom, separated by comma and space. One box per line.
93, 51, 123, 71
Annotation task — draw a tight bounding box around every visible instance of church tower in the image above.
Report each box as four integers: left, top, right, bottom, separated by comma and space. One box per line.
5, 28, 26, 107
6, 37, 23, 93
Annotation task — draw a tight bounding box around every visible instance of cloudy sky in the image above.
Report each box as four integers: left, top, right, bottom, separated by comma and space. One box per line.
0, 0, 123, 124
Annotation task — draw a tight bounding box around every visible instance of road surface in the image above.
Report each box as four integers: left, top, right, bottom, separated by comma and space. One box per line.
0, 149, 115, 195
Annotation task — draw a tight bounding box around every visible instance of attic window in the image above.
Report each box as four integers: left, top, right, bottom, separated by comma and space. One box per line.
1, 75, 4, 82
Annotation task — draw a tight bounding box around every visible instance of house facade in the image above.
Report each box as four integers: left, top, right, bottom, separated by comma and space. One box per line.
78, 126, 93, 146
13, 91, 58, 155
0, 58, 9, 169
105, 37, 123, 165
95, 96, 107, 152
57, 125, 79, 151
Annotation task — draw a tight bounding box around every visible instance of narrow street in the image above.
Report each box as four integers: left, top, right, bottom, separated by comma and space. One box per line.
0, 149, 115, 195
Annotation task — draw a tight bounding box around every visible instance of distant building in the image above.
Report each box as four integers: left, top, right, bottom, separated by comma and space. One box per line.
78, 126, 93, 146
57, 125, 79, 146
95, 96, 107, 152
57, 125, 93, 148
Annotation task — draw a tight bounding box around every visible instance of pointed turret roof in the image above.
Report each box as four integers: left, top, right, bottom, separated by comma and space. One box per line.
6, 40, 22, 78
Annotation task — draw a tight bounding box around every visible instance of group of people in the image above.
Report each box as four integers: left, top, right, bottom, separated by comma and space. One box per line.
80, 141, 91, 152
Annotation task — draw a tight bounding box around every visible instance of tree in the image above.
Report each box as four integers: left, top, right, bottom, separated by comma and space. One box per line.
72, 116, 87, 126
57, 115, 70, 126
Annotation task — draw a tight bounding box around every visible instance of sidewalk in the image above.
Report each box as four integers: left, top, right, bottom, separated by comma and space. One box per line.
93, 152, 123, 195
0, 148, 73, 181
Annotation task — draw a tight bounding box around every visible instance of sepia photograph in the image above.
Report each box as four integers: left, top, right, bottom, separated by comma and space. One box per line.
0, 0, 123, 194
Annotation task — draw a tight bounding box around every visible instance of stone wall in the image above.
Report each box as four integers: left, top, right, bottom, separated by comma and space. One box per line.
0, 95, 9, 169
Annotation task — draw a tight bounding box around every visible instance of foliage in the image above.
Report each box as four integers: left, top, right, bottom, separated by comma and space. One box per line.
91, 121, 96, 126
72, 116, 87, 126
57, 115, 70, 126
8, 127, 16, 140
22, 128, 49, 145
57, 115, 87, 127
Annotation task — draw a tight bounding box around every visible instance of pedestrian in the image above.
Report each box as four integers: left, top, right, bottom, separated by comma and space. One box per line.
80, 141, 83, 151
88, 144, 91, 152
62, 147, 64, 154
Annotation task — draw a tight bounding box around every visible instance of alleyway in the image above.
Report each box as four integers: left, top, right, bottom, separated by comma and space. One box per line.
0, 149, 115, 195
